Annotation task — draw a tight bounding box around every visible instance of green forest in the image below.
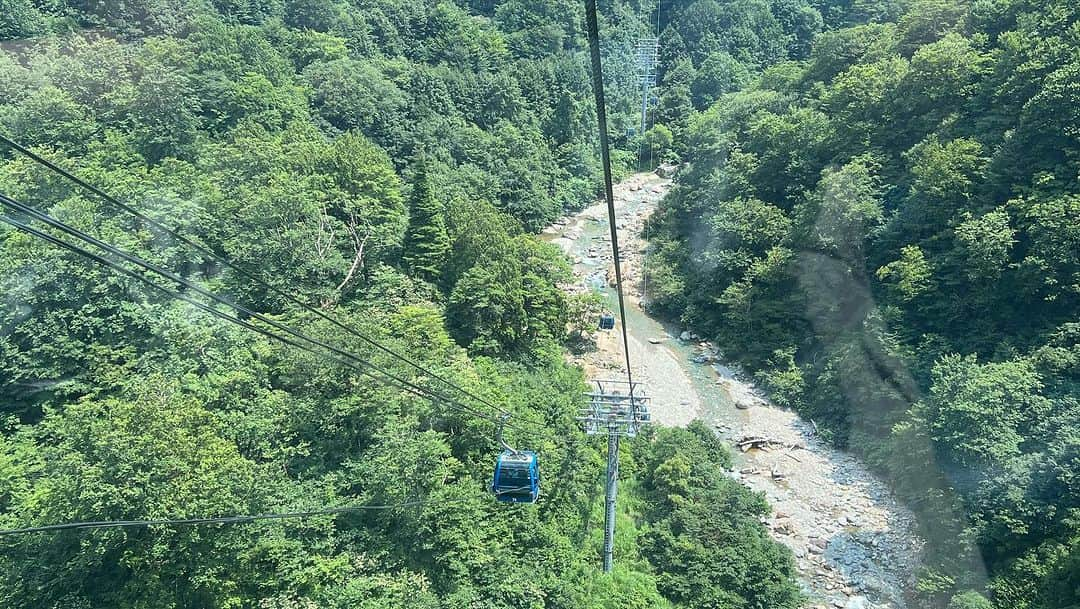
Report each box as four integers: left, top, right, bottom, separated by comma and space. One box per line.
1, 0, 1077, 608
0, 0, 821, 608
645, 0, 1080, 606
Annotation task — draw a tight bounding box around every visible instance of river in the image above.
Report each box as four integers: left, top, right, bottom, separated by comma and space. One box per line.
543, 172, 923, 609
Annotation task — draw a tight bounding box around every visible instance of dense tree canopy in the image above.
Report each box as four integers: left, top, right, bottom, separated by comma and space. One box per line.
647, 0, 1080, 605
0, 1, 807, 608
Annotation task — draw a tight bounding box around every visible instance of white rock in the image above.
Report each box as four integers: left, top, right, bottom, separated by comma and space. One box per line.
845, 596, 868, 609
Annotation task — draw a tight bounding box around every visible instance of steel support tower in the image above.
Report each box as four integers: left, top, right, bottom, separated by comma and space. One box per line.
635, 37, 660, 135
579, 379, 651, 572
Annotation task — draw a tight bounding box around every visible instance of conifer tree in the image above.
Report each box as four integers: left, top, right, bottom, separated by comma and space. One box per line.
403, 160, 450, 283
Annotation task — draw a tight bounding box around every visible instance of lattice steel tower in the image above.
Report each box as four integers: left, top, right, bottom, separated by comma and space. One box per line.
635, 37, 660, 135
579, 379, 651, 572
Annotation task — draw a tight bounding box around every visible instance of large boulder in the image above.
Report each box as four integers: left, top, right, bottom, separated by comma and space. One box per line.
655, 163, 679, 178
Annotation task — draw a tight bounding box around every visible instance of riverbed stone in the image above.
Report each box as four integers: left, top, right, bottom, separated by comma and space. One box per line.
844, 596, 868, 609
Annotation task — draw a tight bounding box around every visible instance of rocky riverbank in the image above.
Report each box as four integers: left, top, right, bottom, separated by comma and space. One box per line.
716, 372, 923, 609
545, 171, 923, 608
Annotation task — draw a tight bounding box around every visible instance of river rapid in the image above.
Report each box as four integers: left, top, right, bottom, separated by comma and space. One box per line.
543, 172, 923, 609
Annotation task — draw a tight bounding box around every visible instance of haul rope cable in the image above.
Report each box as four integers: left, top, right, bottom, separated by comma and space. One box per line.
0, 193, 538, 436
0, 488, 536, 537
585, 0, 637, 396
0, 209, 503, 429
0, 133, 519, 424
0, 196, 499, 428
0, 133, 517, 424
0, 195, 535, 435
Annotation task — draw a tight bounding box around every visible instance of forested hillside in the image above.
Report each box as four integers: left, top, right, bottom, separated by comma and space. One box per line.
0, 1, 827, 608
647, 0, 1080, 606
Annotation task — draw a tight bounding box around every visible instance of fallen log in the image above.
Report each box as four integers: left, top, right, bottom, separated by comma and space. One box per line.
736, 436, 782, 451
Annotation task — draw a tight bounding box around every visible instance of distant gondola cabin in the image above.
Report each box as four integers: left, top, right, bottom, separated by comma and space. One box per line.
492, 450, 539, 503
599, 313, 615, 330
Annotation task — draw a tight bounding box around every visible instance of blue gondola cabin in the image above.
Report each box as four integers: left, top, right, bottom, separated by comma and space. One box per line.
492, 450, 540, 503
599, 313, 615, 330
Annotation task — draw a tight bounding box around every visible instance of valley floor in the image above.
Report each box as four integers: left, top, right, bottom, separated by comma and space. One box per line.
544, 173, 924, 609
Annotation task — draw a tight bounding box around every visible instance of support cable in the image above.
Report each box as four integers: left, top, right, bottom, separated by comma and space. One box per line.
0, 210, 483, 423
0, 134, 514, 421
0, 488, 535, 537
0, 194, 539, 435
585, 0, 636, 397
